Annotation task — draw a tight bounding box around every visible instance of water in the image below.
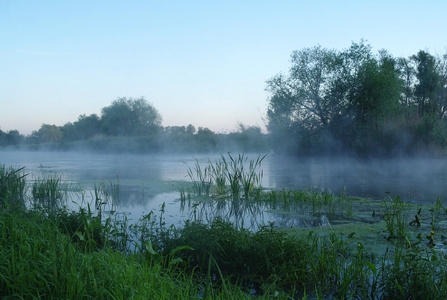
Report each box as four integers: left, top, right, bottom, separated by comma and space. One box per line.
2, 150, 447, 229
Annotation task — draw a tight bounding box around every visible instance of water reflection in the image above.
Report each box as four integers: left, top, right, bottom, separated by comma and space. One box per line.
2, 150, 447, 230
179, 198, 272, 230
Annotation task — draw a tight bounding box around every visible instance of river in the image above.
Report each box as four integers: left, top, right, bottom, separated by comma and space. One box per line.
1, 150, 447, 228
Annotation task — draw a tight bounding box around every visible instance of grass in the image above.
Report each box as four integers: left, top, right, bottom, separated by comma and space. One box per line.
186, 153, 265, 200
0, 164, 26, 209
2, 162, 447, 298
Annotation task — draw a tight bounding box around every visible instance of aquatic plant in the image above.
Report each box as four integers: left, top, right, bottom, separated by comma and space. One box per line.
186, 158, 212, 196
430, 197, 444, 230
379, 245, 447, 299
381, 196, 409, 240
185, 153, 266, 200
0, 164, 26, 209
91, 178, 120, 220
31, 175, 66, 214
221, 153, 266, 200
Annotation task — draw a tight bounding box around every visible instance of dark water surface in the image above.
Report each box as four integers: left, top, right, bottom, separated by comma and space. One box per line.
2, 150, 447, 228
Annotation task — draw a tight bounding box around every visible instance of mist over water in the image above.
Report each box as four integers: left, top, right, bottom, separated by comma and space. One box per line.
2, 150, 446, 202
1, 150, 447, 228
267, 155, 447, 203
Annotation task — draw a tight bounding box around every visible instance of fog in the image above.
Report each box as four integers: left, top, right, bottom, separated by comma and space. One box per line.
267, 155, 447, 203
2, 150, 447, 204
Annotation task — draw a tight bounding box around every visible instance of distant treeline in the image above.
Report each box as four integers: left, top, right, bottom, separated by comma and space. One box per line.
3, 41, 447, 157
0, 97, 268, 153
266, 41, 447, 157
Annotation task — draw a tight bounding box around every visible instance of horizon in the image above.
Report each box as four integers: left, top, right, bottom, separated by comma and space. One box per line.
1, 0, 446, 135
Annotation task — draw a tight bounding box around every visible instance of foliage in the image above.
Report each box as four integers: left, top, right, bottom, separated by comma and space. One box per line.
0, 165, 26, 209
186, 153, 265, 200
31, 124, 63, 143
2, 165, 447, 298
100, 97, 162, 136
267, 41, 447, 156
31, 175, 66, 214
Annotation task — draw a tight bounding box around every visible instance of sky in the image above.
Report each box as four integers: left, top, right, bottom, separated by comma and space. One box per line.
1, 0, 446, 135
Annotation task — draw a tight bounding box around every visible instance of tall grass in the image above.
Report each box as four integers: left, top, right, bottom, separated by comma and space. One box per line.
0, 164, 26, 209
31, 175, 67, 214
0, 167, 252, 299
381, 196, 409, 240
2, 164, 447, 298
186, 153, 265, 200
186, 158, 212, 196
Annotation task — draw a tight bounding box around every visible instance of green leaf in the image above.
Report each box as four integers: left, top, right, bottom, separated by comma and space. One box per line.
75, 231, 85, 241
145, 241, 158, 255
365, 261, 377, 275
170, 245, 194, 256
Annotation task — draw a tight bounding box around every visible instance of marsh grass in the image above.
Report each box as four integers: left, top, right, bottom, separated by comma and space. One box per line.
0, 164, 26, 209
31, 175, 67, 214
0, 169, 252, 299
186, 153, 265, 201
430, 197, 445, 230
186, 158, 212, 196
260, 188, 354, 226
381, 196, 409, 240
3, 164, 447, 298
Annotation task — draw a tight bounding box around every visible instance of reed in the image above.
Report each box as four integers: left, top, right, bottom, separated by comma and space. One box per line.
31, 175, 67, 214
186, 158, 212, 196
381, 196, 409, 240
0, 164, 27, 209
4, 165, 447, 298
430, 197, 444, 230
185, 153, 266, 201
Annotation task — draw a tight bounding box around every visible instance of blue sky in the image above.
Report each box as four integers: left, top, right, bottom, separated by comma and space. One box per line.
1, 0, 446, 135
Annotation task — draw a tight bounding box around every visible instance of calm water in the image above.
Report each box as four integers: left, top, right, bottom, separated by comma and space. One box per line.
2, 150, 447, 228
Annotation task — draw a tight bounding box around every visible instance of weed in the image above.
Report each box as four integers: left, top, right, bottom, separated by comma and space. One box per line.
0, 164, 27, 209
381, 196, 409, 240
31, 175, 66, 214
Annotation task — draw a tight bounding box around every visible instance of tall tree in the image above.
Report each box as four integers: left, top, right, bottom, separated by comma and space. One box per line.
412, 51, 441, 117
100, 97, 162, 136
74, 114, 101, 140
266, 45, 345, 153
33, 124, 63, 143
266, 41, 406, 155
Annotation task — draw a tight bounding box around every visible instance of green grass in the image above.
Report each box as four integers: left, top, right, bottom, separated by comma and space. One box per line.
2, 163, 447, 298
186, 153, 265, 200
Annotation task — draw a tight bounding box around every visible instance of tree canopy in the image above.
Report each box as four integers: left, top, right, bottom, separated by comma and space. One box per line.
100, 97, 162, 136
266, 41, 447, 156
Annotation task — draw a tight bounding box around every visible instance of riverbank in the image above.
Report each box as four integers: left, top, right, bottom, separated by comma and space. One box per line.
2, 164, 447, 298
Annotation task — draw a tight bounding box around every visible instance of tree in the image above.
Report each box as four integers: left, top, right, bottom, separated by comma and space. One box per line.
412, 51, 441, 117
33, 124, 63, 143
266, 41, 407, 155
4, 130, 24, 145
266, 45, 342, 153
0, 129, 7, 146
186, 124, 196, 134
74, 114, 101, 139
100, 97, 162, 136
266, 43, 364, 154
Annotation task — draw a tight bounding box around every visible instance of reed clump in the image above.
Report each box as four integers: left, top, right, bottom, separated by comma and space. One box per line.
186, 153, 265, 200
0, 164, 26, 209
0, 166, 249, 299
2, 164, 447, 298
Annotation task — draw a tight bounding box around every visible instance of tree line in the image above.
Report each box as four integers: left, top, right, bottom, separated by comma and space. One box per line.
266, 41, 447, 156
0, 97, 267, 153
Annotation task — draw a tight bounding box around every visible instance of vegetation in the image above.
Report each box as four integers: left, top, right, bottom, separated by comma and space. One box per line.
267, 41, 447, 156
2, 163, 447, 298
2, 42, 447, 156
0, 97, 268, 153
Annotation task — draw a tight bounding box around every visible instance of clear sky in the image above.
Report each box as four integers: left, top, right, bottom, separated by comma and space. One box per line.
1, 0, 446, 135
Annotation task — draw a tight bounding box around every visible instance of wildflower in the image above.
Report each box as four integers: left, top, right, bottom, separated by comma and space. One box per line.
428, 231, 436, 247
